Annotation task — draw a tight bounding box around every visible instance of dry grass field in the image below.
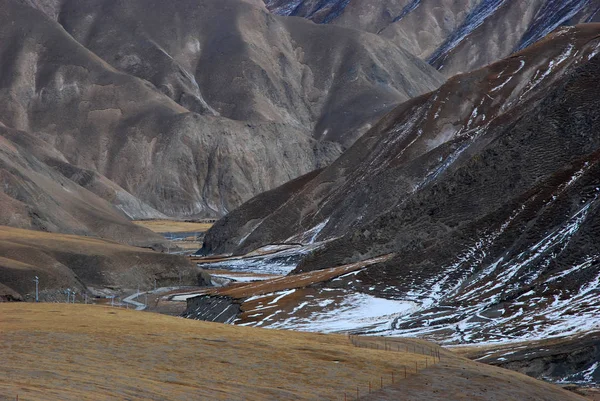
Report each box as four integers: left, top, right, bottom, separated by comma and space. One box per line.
132, 220, 213, 234
0, 304, 588, 401
0, 226, 140, 250
0, 304, 435, 401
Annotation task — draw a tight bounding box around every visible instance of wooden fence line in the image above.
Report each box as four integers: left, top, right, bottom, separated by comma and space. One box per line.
342, 334, 442, 400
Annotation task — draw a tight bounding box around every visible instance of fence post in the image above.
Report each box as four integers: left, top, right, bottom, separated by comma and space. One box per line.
404, 366, 407, 378
392, 371, 394, 384
381, 376, 383, 389
415, 361, 418, 373
356, 386, 359, 400
426, 358, 428, 368
369, 381, 371, 393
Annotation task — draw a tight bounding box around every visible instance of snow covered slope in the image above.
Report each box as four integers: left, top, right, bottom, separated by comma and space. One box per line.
201, 25, 600, 352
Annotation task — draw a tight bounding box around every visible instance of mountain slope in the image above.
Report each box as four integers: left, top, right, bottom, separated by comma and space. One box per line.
0, 125, 171, 246
0, 226, 197, 300
264, 0, 600, 76
202, 24, 600, 344
459, 332, 600, 387
0, 0, 443, 225
48, 0, 443, 147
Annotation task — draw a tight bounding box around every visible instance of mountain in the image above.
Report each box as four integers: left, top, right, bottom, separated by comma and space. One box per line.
0, 0, 443, 237
201, 24, 600, 345
264, 0, 600, 76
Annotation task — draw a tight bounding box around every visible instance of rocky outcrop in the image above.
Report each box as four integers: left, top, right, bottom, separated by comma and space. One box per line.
264, 0, 600, 76
203, 24, 600, 343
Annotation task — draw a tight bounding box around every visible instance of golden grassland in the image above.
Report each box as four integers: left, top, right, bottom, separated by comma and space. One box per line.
132, 220, 213, 233
0, 226, 146, 253
0, 304, 434, 401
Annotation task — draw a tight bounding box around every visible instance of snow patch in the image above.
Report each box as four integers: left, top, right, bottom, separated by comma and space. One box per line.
248, 292, 418, 334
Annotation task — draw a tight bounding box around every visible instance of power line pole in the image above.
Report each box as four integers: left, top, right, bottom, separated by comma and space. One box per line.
33, 276, 39, 302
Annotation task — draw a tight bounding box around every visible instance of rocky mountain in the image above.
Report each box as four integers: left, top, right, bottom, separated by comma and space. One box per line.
201, 24, 600, 347
0, 0, 443, 244
264, 0, 600, 76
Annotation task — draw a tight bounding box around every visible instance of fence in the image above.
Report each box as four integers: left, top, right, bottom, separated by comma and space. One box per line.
11, 335, 442, 401
342, 335, 442, 400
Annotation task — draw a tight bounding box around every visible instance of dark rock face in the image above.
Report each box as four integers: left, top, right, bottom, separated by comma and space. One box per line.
0, 0, 443, 228
204, 25, 600, 343
182, 295, 240, 323
263, 0, 600, 76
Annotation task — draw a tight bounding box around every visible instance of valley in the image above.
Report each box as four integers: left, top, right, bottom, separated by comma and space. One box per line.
1, 0, 600, 399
